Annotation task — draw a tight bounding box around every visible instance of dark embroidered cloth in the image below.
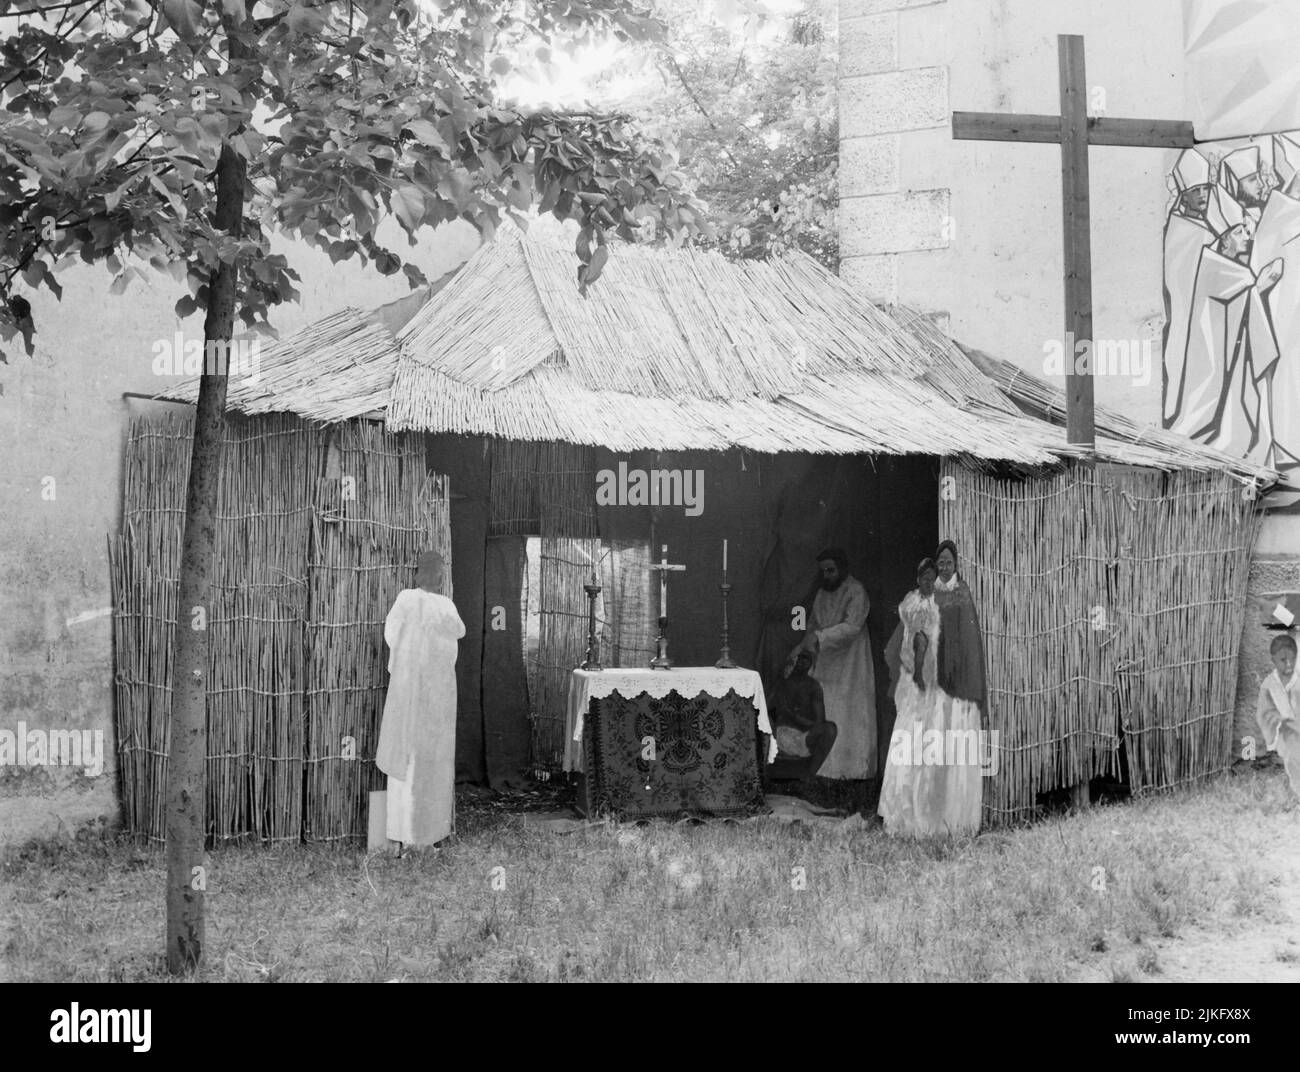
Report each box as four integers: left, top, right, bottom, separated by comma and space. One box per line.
584, 688, 764, 819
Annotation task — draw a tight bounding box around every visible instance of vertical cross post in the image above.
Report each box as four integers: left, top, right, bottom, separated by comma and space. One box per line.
951, 34, 1195, 450
1059, 35, 1095, 447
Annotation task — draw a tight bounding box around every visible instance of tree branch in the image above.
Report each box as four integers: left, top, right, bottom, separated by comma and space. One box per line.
663, 52, 740, 170
0, 0, 97, 16
0, 0, 110, 89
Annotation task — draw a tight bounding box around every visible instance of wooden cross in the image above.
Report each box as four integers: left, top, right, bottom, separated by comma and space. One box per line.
953, 35, 1195, 448
647, 543, 686, 622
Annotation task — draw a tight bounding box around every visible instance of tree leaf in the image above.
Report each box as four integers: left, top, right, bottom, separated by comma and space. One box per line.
390, 184, 424, 233
403, 119, 449, 153
161, 0, 203, 39
286, 2, 325, 35
586, 243, 609, 286
538, 180, 560, 215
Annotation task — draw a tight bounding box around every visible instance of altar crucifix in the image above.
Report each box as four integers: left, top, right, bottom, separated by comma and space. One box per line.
648, 543, 685, 669
952, 34, 1195, 447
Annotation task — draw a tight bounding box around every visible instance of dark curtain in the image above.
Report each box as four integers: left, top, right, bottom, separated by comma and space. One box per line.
643, 449, 769, 669
482, 536, 532, 788
427, 433, 490, 783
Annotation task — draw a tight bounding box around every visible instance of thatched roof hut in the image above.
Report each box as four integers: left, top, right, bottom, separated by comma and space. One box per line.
172, 223, 1279, 480
132, 223, 1278, 838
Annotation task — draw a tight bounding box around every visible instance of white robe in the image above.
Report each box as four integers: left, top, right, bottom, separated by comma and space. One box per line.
1251, 189, 1300, 472
376, 588, 465, 845
809, 576, 876, 779
1170, 246, 1279, 462
1256, 667, 1300, 798
1162, 211, 1217, 426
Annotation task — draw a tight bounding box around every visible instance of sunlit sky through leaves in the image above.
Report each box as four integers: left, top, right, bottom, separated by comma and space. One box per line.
497, 0, 808, 111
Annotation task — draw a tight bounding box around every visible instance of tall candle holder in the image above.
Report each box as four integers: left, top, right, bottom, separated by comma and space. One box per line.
650, 616, 672, 670
581, 579, 603, 671
715, 581, 737, 668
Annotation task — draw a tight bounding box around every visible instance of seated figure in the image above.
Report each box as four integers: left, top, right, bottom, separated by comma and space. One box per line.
767, 650, 838, 778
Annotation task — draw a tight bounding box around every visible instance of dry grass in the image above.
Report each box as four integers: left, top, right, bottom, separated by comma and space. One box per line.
2, 770, 1295, 983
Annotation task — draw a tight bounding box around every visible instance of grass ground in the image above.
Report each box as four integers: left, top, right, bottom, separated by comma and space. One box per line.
2, 767, 1297, 982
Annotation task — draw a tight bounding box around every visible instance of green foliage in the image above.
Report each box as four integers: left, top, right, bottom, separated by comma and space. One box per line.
596, 0, 838, 268
0, 0, 710, 360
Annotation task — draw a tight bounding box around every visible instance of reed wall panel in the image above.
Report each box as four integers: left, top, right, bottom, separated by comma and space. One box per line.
110, 412, 449, 844
304, 422, 450, 842
941, 461, 1258, 825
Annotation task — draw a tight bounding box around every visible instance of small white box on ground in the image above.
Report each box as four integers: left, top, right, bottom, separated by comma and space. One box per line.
368, 790, 388, 853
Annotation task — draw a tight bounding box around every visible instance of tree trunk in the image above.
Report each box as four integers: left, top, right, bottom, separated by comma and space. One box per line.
165, 140, 245, 974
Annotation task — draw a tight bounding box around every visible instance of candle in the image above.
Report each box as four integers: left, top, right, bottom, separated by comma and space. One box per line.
590, 571, 597, 586
723, 539, 728, 573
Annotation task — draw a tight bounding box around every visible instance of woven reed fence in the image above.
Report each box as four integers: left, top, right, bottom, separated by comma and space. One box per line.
490, 440, 598, 767
305, 421, 450, 841
940, 460, 1259, 825
109, 412, 449, 844
489, 440, 654, 768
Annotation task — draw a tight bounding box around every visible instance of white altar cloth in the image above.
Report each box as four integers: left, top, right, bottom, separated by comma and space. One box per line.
564, 667, 776, 773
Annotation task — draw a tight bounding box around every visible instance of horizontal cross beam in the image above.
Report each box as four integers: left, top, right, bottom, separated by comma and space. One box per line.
952, 112, 1196, 148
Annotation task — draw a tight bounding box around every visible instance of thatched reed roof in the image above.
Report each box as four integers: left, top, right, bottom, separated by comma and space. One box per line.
386, 225, 1071, 463
962, 345, 1284, 484
158, 221, 1284, 484
159, 308, 395, 422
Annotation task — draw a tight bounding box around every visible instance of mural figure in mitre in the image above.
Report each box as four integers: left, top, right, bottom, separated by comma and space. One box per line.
1221, 141, 1275, 211
1162, 149, 1218, 428
1166, 163, 1284, 464
1251, 133, 1300, 474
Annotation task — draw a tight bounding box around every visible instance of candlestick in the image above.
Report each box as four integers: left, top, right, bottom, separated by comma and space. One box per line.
715, 581, 737, 669
650, 616, 672, 670
581, 579, 603, 671
647, 544, 684, 670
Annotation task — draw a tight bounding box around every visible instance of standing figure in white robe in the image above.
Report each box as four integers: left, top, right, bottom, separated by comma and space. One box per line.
1170, 189, 1283, 462
1162, 150, 1218, 428
1250, 134, 1300, 474
787, 547, 876, 780
376, 550, 465, 849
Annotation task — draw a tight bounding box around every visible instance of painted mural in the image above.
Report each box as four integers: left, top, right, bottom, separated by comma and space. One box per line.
1162, 133, 1300, 476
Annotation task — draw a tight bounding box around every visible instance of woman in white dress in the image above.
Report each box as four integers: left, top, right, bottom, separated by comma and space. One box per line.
878, 559, 941, 834
928, 540, 986, 837
880, 544, 987, 838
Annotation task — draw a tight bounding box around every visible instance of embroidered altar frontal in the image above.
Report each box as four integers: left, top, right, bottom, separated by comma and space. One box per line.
584, 688, 764, 819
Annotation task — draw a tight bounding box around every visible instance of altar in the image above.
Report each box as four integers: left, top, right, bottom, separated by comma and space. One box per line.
565, 667, 777, 819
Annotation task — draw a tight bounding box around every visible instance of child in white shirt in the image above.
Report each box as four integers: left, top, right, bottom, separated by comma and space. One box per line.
1254, 633, 1300, 797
